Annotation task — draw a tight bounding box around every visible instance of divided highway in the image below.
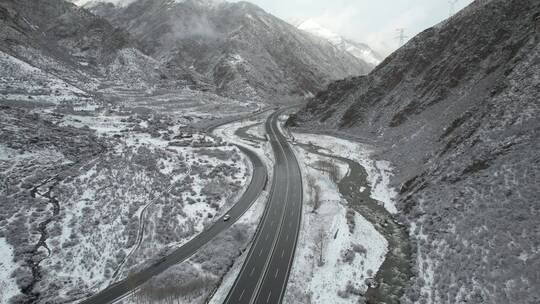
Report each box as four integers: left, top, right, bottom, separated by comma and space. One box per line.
79, 123, 268, 304
80, 109, 303, 304
224, 110, 303, 304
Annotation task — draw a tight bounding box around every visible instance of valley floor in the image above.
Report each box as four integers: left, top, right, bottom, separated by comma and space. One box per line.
0, 84, 258, 303
284, 130, 410, 303
0, 55, 408, 303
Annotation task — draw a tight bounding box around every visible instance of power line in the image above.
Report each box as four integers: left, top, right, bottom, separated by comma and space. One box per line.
395, 28, 408, 47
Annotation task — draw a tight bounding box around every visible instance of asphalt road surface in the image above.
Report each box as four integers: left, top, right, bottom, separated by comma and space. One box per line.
224, 109, 303, 304
79, 124, 268, 304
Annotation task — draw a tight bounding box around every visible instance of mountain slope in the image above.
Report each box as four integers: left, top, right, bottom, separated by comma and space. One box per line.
86, 0, 372, 102
0, 0, 130, 74
294, 19, 383, 66
291, 0, 540, 303
0, 0, 172, 95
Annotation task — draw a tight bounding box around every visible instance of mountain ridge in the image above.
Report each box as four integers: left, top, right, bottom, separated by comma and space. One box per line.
0, 0, 177, 95
85, 0, 374, 102
290, 0, 540, 303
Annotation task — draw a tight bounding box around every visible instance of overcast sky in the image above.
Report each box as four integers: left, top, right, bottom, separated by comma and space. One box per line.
237, 0, 475, 56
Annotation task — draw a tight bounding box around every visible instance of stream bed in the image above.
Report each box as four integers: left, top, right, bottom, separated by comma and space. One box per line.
296, 141, 412, 304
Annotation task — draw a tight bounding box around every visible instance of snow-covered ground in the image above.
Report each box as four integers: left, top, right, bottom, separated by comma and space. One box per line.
98, 87, 260, 125
0, 104, 252, 303
409, 220, 436, 301
213, 116, 275, 175
116, 115, 273, 304
105, 48, 163, 90
56, 112, 251, 289
284, 137, 388, 303
118, 180, 270, 304
246, 123, 265, 139
0, 238, 18, 303
0, 51, 92, 105
213, 115, 395, 303
292, 133, 399, 214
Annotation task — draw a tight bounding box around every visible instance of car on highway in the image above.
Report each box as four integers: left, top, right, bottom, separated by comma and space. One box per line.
223, 214, 231, 221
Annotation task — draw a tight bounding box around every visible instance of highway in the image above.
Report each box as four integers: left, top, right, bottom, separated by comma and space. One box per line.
80, 108, 303, 304
79, 126, 268, 304
224, 109, 303, 304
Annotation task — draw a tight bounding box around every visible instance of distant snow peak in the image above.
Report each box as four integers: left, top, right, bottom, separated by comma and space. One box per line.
298, 19, 343, 45
295, 19, 382, 66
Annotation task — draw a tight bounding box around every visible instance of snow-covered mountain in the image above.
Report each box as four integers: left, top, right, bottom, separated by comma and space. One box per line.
290, 0, 540, 303
293, 19, 383, 66
84, 0, 372, 102
0, 0, 176, 94
2, 0, 374, 102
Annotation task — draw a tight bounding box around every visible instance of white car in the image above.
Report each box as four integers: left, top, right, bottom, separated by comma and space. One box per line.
223, 214, 231, 221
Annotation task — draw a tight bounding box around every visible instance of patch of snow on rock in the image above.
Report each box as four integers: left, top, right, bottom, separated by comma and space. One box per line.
0, 238, 19, 303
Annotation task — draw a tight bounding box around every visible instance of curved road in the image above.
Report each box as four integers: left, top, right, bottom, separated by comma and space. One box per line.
80, 108, 303, 304
224, 110, 303, 304
79, 122, 268, 304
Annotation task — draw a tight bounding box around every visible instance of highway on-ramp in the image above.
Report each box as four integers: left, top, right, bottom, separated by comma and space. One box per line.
224, 109, 303, 304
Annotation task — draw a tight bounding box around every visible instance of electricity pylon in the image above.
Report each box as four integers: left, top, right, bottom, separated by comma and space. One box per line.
395, 28, 408, 47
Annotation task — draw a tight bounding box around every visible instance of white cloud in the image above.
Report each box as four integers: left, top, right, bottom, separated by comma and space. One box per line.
308, 5, 358, 35
363, 6, 430, 56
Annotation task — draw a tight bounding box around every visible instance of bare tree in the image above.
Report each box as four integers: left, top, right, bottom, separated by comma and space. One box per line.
314, 228, 326, 267
314, 159, 341, 184
326, 159, 341, 184
307, 177, 322, 213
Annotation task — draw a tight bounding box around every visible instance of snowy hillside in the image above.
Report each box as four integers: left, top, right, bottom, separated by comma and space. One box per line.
0, 51, 92, 105
84, 0, 373, 102
290, 0, 540, 303
0, 82, 258, 303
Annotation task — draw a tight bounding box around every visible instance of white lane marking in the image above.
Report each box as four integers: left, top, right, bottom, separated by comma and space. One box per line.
259, 247, 264, 256
239, 289, 245, 301
266, 291, 272, 303
274, 268, 279, 278
248, 112, 293, 304
265, 233, 270, 240
250, 267, 256, 277
275, 110, 305, 304
285, 234, 289, 241
221, 113, 281, 304
281, 249, 285, 258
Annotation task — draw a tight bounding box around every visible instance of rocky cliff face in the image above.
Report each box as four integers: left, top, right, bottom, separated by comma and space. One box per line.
87, 0, 372, 102
291, 0, 540, 303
